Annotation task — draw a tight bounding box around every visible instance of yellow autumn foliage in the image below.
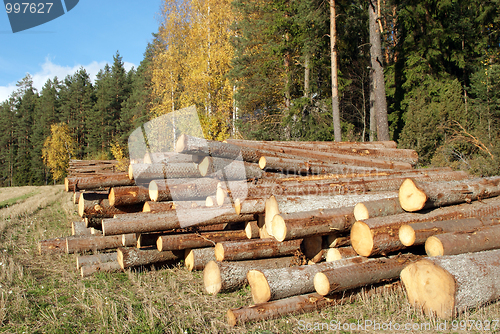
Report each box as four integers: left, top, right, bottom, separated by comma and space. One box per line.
42, 123, 76, 181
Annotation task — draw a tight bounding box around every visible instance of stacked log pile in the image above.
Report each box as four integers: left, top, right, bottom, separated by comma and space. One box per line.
39, 135, 500, 325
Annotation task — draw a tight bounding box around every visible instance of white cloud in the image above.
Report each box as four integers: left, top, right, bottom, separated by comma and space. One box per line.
0, 57, 137, 104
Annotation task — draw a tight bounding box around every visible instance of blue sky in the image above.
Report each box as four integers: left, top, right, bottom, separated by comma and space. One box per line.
0, 0, 163, 103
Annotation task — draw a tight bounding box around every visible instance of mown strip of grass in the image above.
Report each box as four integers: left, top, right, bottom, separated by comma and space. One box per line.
0, 191, 39, 209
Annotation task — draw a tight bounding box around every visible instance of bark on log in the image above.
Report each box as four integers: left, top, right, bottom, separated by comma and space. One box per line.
85, 217, 102, 229
72, 220, 92, 236
128, 162, 201, 183
116, 247, 183, 269
271, 206, 356, 242
66, 233, 136, 254
244, 221, 260, 239
80, 261, 122, 277
234, 198, 266, 215
157, 230, 248, 251
109, 186, 149, 206
78, 197, 143, 218
325, 247, 358, 262
203, 257, 295, 295
400, 250, 500, 318
325, 233, 351, 248
350, 197, 500, 257
399, 217, 500, 247
259, 156, 379, 175
399, 176, 500, 212
148, 177, 219, 202
353, 197, 403, 221
246, 256, 370, 303
76, 252, 118, 269
302, 235, 324, 263
65, 173, 134, 192
214, 238, 302, 262
226, 138, 398, 149
38, 237, 69, 254
425, 224, 500, 257
198, 156, 266, 180
142, 201, 175, 213
185, 247, 216, 271
314, 254, 419, 296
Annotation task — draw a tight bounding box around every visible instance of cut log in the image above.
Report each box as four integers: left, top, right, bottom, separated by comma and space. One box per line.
244, 220, 260, 239
425, 224, 500, 257
142, 152, 196, 164
184, 247, 216, 271
71, 220, 92, 236
227, 282, 400, 326
325, 247, 358, 262
78, 195, 143, 218
214, 238, 302, 262
157, 230, 248, 251
148, 177, 219, 202
400, 250, 500, 318
76, 252, 118, 269
399, 176, 500, 212
73, 191, 81, 204
128, 162, 201, 183
353, 197, 403, 221
350, 196, 500, 257
116, 247, 182, 269
325, 233, 351, 248
234, 198, 266, 215
247, 256, 370, 303
203, 257, 295, 295
302, 235, 323, 263
85, 217, 102, 229
38, 237, 69, 254
399, 217, 500, 247
80, 261, 122, 277
142, 201, 175, 213
109, 186, 149, 206
91, 228, 103, 236
136, 233, 163, 248
66, 233, 136, 254
271, 206, 355, 242
198, 156, 267, 180
65, 173, 134, 192
314, 254, 419, 296
226, 138, 399, 150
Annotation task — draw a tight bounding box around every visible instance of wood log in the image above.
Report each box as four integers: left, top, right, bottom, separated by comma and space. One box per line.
399, 217, 500, 247
148, 177, 219, 202
325, 246, 358, 261
78, 196, 143, 218
38, 237, 69, 254
91, 228, 103, 235
157, 230, 248, 251
73, 191, 81, 204
314, 254, 419, 296
259, 156, 380, 175
66, 233, 136, 254
109, 186, 149, 206
71, 220, 92, 236
425, 224, 500, 257
214, 238, 302, 262
302, 235, 324, 263
400, 249, 500, 318
227, 282, 400, 326
198, 156, 267, 180
233, 198, 266, 215
65, 173, 134, 192
116, 247, 183, 269
271, 206, 356, 242
203, 257, 295, 295
244, 221, 260, 239
128, 162, 201, 183
353, 197, 403, 221
85, 217, 102, 229
399, 176, 500, 212
225, 138, 399, 149
142, 201, 175, 213
350, 196, 500, 257
185, 247, 216, 271
80, 261, 122, 277
76, 252, 118, 269
142, 152, 196, 164
246, 256, 370, 303
325, 233, 351, 248
102, 207, 255, 236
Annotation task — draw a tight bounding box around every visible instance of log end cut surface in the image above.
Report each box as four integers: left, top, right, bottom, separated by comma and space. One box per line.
203, 260, 221, 295
400, 260, 455, 318
149, 181, 160, 202
271, 214, 287, 242
258, 156, 266, 170
247, 269, 271, 304
185, 249, 195, 271
350, 221, 373, 257
214, 243, 224, 262
425, 236, 444, 257
398, 224, 416, 246
314, 272, 331, 296
264, 196, 279, 236
353, 203, 369, 221
399, 178, 427, 212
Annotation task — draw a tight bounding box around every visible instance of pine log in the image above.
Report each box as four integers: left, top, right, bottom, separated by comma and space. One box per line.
71, 220, 92, 236
399, 176, 500, 212
399, 217, 500, 247
78, 197, 143, 218
244, 221, 260, 239
350, 196, 500, 257
325, 233, 351, 248
203, 257, 295, 295
325, 247, 358, 262
116, 247, 183, 269
314, 254, 419, 296
128, 162, 201, 184
66, 233, 136, 254
400, 249, 500, 318
80, 261, 123, 277
247, 256, 370, 303
214, 238, 302, 262
38, 237, 69, 254
353, 197, 403, 221
302, 235, 324, 263
227, 282, 400, 326
234, 198, 266, 215
65, 173, 134, 192
271, 206, 356, 242
148, 177, 219, 202
76, 252, 118, 269
425, 224, 500, 257
225, 138, 398, 149
136, 233, 163, 248
185, 247, 216, 271
142, 152, 197, 164
102, 208, 254, 236
157, 230, 248, 251
198, 156, 266, 180
109, 186, 149, 206
142, 201, 175, 213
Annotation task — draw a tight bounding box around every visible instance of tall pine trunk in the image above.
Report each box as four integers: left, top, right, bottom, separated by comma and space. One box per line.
330, 0, 342, 142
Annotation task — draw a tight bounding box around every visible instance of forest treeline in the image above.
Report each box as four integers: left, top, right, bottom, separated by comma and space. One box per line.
1, 0, 499, 186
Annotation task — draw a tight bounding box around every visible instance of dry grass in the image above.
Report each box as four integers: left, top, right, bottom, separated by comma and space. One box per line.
0, 185, 499, 333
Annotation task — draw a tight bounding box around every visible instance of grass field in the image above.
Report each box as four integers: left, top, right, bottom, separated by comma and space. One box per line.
0, 185, 499, 333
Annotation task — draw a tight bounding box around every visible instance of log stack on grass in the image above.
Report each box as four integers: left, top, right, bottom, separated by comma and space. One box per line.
40, 136, 500, 325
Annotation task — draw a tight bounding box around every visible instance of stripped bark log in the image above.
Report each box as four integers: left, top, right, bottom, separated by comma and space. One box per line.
400, 250, 500, 318
246, 256, 370, 303
109, 186, 149, 206
350, 197, 500, 257
76, 252, 118, 269
203, 257, 295, 295
353, 197, 403, 221
65, 173, 134, 192
148, 178, 219, 202
157, 230, 248, 251
399, 176, 500, 212
185, 248, 216, 271
66, 233, 136, 254
116, 247, 182, 269
214, 239, 302, 262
